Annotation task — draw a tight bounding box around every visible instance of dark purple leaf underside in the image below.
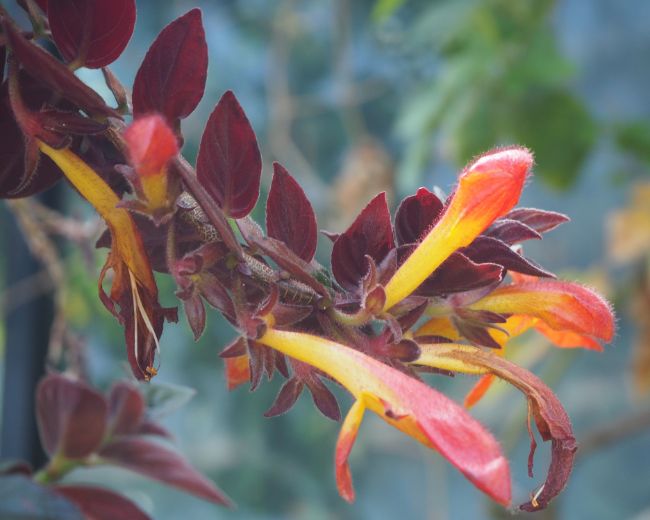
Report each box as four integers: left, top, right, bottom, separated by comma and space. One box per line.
485, 219, 541, 244
394, 187, 444, 246
332, 192, 395, 290
506, 208, 570, 234
55, 485, 150, 520
36, 374, 108, 459
48, 0, 136, 68
266, 162, 317, 262
132, 8, 207, 123
417, 252, 503, 296
99, 437, 232, 507
463, 236, 555, 278
196, 90, 262, 218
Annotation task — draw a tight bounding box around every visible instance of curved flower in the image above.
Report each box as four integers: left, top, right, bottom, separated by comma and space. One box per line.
38, 142, 176, 380
257, 327, 511, 506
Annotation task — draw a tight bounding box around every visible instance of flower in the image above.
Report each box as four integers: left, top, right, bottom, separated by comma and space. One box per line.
38, 142, 176, 380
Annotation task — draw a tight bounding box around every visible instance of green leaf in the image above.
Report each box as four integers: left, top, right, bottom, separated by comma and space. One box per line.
372, 0, 406, 21
139, 381, 196, 419
615, 121, 650, 165
0, 475, 83, 520
511, 89, 596, 190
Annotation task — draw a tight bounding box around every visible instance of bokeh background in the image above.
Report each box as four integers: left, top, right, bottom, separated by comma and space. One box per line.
2, 0, 650, 518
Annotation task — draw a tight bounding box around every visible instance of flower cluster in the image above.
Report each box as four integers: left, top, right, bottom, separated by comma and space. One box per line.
0, 2, 614, 514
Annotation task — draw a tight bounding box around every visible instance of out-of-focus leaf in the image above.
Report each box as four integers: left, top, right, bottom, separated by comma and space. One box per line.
0, 460, 32, 476
132, 9, 207, 125
55, 485, 150, 520
48, 0, 136, 68
36, 374, 107, 459
615, 121, 650, 165
196, 91, 262, 218
99, 437, 232, 507
107, 382, 145, 437
331, 192, 394, 290
372, 0, 406, 21
512, 89, 596, 190
266, 162, 317, 262
139, 381, 195, 420
0, 475, 83, 520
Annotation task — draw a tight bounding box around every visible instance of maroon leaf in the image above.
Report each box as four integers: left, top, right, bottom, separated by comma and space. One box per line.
266, 162, 318, 262
132, 9, 207, 125
55, 485, 150, 520
264, 378, 304, 417
506, 208, 570, 234
48, 0, 136, 68
485, 219, 542, 244
36, 374, 107, 459
183, 294, 206, 341
394, 187, 444, 246
107, 382, 145, 437
99, 437, 232, 507
331, 192, 395, 290
1, 16, 116, 116
196, 91, 262, 218
463, 236, 555, 278
305, 376, 341, 421
416, 252, 503, 297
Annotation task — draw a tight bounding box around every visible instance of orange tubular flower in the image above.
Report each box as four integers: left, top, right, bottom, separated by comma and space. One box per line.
383, 147, 532, 310
257, 327, 511, 506
38, 142, 175, 380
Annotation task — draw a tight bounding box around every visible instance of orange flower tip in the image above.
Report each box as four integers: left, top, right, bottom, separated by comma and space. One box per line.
466, 146, 534, 181
124, 114, 179, 177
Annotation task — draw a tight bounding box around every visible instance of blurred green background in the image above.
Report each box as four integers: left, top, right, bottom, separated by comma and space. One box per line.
2, 0, 650, 518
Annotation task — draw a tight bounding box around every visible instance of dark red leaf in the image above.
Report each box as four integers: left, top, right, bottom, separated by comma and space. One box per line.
132, 9, 207, 125
184, 294, 206, 341
463, 236, 555, 278
388, 339, 421, 362
136, 420, 173, 439
264, 378, 304, 417
99, 437, 232, 507
0, 460, 32, 476
219, 336, 247, 358
394, 187, 444, 246
199, 273, 235, 322
107, 382, 145, 437
452, 317, 503, 349
305, 376, 341, 421
55, 485, 150, 520
331, 192, 395, 290
48, 0, 136, 68
416, 252, 503, 297
506, 208, 570, 234
36, 374, 107, 459
1, 17, 116, 116
266, 162, 318, 262
196, 91, 262, 218
485, 219, 542, 244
